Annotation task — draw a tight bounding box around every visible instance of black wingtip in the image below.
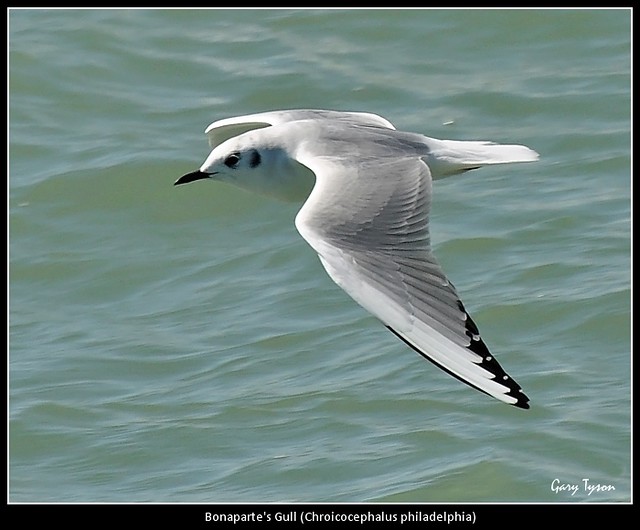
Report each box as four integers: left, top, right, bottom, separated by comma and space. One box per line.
509, 387, 531, 410
385, 325, 530, 409
460, 303, 531, 409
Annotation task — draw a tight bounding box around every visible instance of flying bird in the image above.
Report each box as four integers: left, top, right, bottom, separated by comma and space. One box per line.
175, 109, 538, 409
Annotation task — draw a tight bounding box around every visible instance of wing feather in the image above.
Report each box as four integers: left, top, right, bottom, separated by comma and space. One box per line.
204, 109, 396, 148
294, 143, 529, 408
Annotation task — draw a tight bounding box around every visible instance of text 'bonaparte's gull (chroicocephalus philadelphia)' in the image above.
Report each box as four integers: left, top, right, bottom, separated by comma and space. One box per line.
175, 109, 538, 409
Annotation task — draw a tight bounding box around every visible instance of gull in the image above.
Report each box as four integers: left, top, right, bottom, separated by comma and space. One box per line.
175, 109, 538, 409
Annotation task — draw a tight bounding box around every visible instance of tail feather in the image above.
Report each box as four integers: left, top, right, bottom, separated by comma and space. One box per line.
423, 137, 539, 179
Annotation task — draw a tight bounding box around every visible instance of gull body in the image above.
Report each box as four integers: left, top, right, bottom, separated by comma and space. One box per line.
175, 109, 538, 409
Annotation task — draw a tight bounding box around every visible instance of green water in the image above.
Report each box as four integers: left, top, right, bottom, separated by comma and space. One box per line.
9, 8, 631, 503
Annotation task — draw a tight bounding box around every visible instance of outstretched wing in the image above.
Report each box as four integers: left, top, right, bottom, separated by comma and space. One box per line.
204, 109, 396, 148
293, 139, 529, 408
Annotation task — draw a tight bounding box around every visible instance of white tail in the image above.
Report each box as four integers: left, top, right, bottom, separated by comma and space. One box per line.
423, 137, 539, 179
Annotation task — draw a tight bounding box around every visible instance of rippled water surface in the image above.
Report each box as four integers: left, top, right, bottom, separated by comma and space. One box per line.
9, 8, 631, 503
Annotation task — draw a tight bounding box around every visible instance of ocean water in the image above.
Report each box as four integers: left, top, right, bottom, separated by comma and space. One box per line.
8, 8, 631, 503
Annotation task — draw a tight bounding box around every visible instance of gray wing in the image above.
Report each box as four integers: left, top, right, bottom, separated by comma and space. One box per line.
204, 109, 396, 148
294, 144, 529, 408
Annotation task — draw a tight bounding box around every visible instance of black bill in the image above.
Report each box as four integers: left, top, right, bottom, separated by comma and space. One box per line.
174, 170, 212, 186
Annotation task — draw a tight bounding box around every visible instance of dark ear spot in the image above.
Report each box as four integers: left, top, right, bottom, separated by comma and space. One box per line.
249, 150, 262, 168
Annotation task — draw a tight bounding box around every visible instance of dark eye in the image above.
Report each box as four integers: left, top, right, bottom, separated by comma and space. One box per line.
224, 153, 241, 168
